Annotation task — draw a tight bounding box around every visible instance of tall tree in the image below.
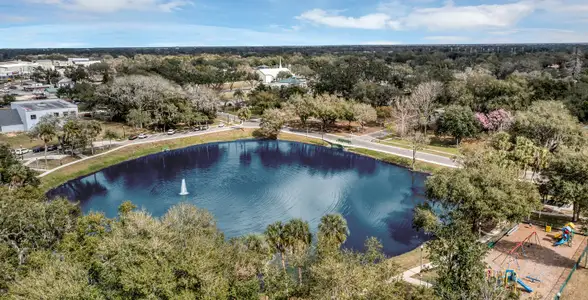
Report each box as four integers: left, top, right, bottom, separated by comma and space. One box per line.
259, 108, 286, 139
352, 103, 377, 130
284, 219, 312, 285
410, 81, 443, 135
28, 116, 58, 169
265, 221, 288, 271
436, 105, 480, 145
544, 150, 588, 221
317, 214, 348, 256
512, 100, 584, 151
237, 107, 252, 123
103, 129, 119, 149
83, 120, 102, 155
391, 96, 417, 137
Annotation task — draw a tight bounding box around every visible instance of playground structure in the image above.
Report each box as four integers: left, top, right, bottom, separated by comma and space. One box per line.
486, 269, 534, 294
553, 222, 575, 247
485, 224, 587, 299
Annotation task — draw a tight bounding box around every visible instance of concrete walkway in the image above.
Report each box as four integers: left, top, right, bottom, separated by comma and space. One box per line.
402, 263, 434, 288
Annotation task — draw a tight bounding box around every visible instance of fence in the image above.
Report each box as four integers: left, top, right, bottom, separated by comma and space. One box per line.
554, 242, 588, 299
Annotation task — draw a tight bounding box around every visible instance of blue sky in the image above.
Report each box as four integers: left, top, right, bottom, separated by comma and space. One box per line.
0, 0, 587, 48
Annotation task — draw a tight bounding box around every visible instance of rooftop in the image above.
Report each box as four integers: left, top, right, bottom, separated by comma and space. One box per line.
12, 99, 77, 112
0, 109, 24, 126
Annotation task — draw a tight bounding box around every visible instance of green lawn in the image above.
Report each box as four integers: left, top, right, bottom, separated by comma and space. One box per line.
389, 245, 430, 272
347, 147, 446, 174
0, 132, 45, 149
379, 138, 460, 158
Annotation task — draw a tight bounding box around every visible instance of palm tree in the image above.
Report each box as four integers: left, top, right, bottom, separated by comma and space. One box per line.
284, 219, 312, 285
29, 116, 58, 170
84, 120, 103, 155
265, 221, 288, 271
103, 129, 119, 149
318, 214, 349, 254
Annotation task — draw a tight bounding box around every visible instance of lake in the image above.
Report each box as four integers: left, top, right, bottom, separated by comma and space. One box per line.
48, 140, 428, 256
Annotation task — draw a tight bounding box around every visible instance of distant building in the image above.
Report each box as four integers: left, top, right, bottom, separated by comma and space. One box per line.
0, 99, 78, 133
56, 78, 74, 89
256, 59, 291, 84
0, 61, 39, 76
269, 77, 307, 88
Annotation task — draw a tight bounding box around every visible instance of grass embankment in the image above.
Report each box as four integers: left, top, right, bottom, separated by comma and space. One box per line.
379, 139, 460, 158
347, 147, 446, 174
389, 246, 430, 272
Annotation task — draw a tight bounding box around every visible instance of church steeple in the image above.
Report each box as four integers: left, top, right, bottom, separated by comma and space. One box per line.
279, 57, 282, 69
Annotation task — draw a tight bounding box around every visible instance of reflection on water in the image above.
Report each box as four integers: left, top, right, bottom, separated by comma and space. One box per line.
48, 140, 429, 256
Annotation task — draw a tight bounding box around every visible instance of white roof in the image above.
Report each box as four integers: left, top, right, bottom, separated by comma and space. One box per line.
0, 63, 37, 68
58, 78, 73, 83
257, 67, 290, 78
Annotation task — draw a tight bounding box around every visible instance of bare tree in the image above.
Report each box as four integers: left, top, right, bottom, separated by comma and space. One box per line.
390, 96, 417, 137
183, 84, 220, 115
410, 81, 443, 135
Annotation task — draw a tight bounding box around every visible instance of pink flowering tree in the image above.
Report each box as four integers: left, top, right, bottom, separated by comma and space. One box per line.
476, 109, 513, 132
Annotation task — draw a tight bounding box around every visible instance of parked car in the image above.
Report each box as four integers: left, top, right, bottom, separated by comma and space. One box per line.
46, 144, 58, 151
167, 129, 176, 135
138, 133, 148, 139
128, 135, 138, 140
12, 148, 30, 155
219, 123, 225, 128
32, 146, 44, 153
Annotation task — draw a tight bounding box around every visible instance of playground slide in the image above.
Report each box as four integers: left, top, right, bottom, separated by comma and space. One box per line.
516, 278, 533, 293
554, 235, 568, 246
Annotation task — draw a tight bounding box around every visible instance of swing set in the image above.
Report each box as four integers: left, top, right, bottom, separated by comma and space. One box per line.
491, 230, 545, 289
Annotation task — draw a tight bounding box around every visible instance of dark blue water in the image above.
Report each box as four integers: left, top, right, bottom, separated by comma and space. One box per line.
48, 140, 428, 256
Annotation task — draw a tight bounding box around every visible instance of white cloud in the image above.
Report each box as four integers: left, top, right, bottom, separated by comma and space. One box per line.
0, 22, 348, 48
25, 0, 191, 13
296, 9, 393, 30
402, 2, 535, 30
297, 1, 536, 31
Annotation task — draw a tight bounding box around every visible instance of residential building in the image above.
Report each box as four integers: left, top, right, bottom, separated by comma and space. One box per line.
56, 78, 74, 88
0, 99, 78, 133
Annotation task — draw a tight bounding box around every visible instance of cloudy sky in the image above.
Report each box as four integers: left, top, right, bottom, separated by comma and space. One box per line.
0, 0, 587, 48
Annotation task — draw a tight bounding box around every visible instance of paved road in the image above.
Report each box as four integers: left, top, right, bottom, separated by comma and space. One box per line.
278, 127, 458, 168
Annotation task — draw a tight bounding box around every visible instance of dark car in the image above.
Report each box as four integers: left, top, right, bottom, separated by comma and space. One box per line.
128, 135, 138, 140
32, 146, 44, 153
46, 144, 58, 151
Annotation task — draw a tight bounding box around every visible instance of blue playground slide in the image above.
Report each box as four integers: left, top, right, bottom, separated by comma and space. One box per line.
554, 234, 569, 246
516, 278, 533, 293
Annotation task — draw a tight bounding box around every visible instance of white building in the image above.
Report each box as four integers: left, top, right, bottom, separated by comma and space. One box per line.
0, 99, 78, 133
0, 61, 39, 76
255, 60, 291, 84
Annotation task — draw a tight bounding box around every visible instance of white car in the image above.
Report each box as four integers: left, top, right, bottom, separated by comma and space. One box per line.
218, 123, 226, 128
167, 129, 176, 135
12, 148, 30, 155
138, 133, 148, 139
